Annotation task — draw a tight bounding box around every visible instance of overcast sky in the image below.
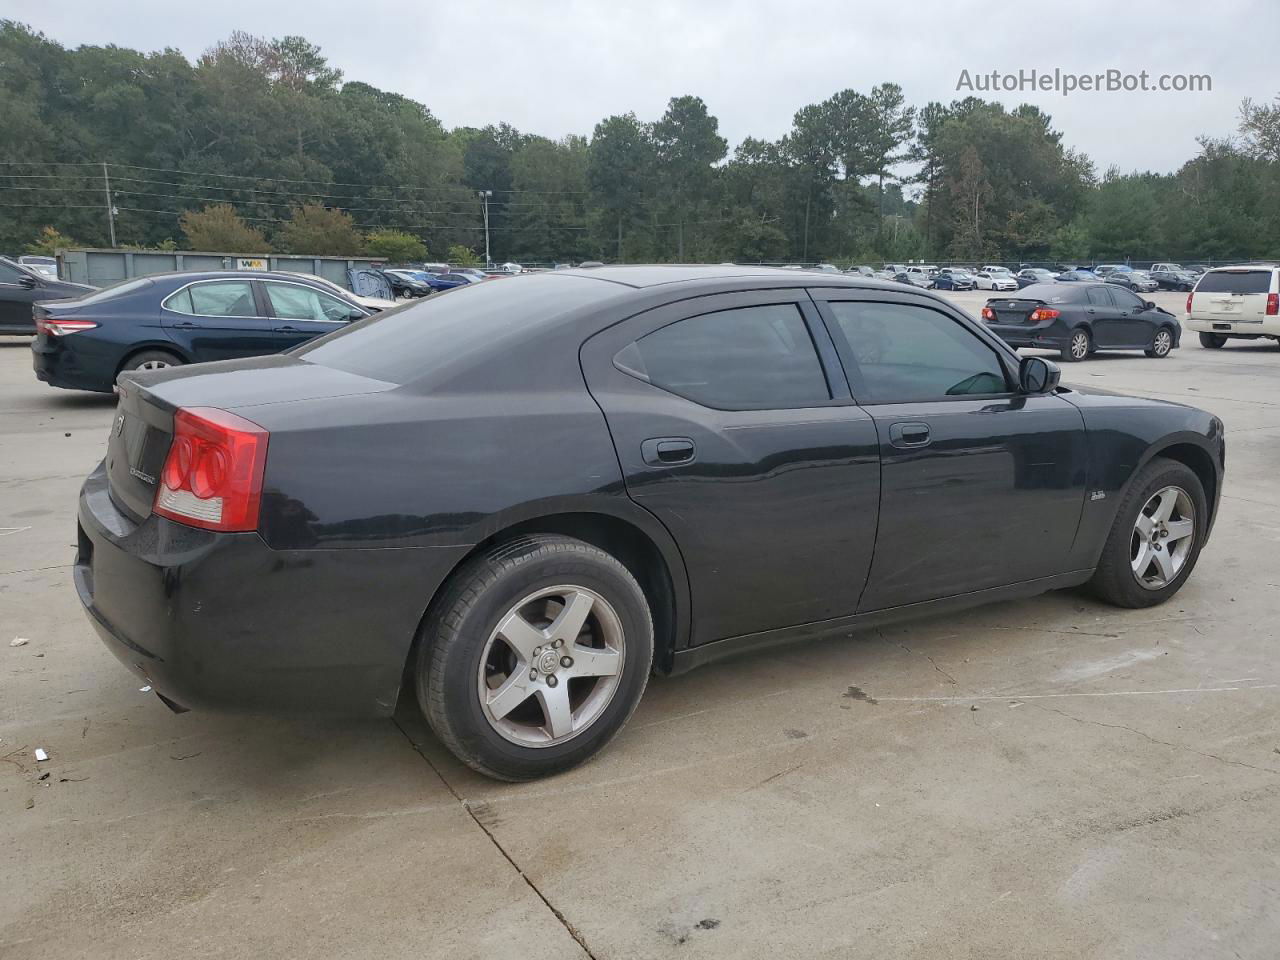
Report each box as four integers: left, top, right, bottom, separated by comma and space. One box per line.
16, 0, 1279, 176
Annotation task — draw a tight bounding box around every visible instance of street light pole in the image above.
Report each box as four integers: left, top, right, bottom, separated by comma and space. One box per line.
478, 190, 493, 266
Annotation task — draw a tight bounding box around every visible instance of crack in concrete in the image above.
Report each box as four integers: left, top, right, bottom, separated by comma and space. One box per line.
1032, 703, 1280, 778
894, 635, 959, 686
393, 717, 597, 960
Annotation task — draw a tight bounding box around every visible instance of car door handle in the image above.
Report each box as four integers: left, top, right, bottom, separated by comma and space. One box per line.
889, 422, 931, 449
275, 325, 299, 332
641, 437, 696, 466
171, 320, 196, 328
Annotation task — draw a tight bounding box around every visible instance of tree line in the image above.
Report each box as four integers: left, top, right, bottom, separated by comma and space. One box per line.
2, 20, 1278, 265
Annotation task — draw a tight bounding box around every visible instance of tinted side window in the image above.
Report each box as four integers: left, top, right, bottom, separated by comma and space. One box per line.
0, 260, 29, 283
169, 282, 257, 317
625, 304, 829, 410
1086, 287, 1111, 307
1109, 286, 1144, 309
828, 301, 1009, 404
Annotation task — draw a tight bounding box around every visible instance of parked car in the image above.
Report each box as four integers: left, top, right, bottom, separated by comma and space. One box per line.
1016, 268, 1058, 288
982, 282, 1180, 362
810, 263, 842, 274
303, 274, 398, 312
418, 270, 472, 292
846, 265, 876, 277
31, 271, 370, 393
931, 269, 976, 291
0, 257, 95, 335
975, 269, 1018, 291
382, 269, 433, 299
18, 255, 59, 279
446, 267, 491, 284
76, 265, 1224, 780
1148, 267, 1198, 291
1184, 264, 1210, 277
1056, 269, 1099, 282
1185, 265, 1280, 349
1106, 270, 1158, 293
894, 271, 932, 289
1092, 264, 1128, 278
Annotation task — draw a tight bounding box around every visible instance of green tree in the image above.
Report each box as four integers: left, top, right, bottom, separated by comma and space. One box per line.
365, 229, 426, 262
278, 204, 361, 255
447, 243, 480, 265
25, 225, 76, 255
587, 113, 656, 262
179, 204, 271, 252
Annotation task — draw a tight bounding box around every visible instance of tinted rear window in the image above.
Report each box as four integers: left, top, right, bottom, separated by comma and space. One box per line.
1196, 270, 1273, 295
72, 277, 154, 305
294, 274, 619, 384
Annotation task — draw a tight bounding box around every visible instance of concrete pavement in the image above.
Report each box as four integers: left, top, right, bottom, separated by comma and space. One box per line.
2, 294, 1278, 959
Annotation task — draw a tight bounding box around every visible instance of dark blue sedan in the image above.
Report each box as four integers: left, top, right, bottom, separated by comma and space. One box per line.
32, 271, 371, 393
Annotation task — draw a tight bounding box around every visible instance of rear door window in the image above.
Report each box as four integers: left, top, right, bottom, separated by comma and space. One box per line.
624, 304, 830, 410
166, 281, 258, 317
1196, 270, 1272, 295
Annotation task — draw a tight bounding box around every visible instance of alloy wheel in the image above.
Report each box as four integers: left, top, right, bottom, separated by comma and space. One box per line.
1131, 485, 1195, 590
1152, 329, 1172, 356
1070, 331, 1090, 360
477, 585, 625, 747
137, 359, 171, 371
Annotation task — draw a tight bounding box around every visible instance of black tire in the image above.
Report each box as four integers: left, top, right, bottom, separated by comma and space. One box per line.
416, 535, 653, 781
120, 349, 184, 374
1088, 457, 1208, 608
1061, 328, 1091, 362
1145, 326, 1174, 358
1198, 332, 1226, 349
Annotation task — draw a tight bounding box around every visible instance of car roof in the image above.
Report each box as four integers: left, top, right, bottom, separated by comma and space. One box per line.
549, 264, 859, 288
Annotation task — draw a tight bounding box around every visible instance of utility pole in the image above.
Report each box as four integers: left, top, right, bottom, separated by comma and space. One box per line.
677, 221, 684, 261
102, 162, 117, 248
478, 190, 493, 266
617, 216, 623, 264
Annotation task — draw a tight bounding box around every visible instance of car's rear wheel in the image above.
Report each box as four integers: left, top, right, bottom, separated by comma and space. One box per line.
1198, 333, 1227, 349
1062, 328, 1091, 362
1145, 327, 1174, 358
416, 535, 653, 781
121, 349, 183, 374
1089, 457, 1207, 608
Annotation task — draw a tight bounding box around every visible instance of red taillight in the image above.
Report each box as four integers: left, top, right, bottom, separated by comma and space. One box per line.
153, 407, 268, 532
37, 315, 98, 336
1186, 292, 1194, 314
981, 306, 995, 321
1268, 293, 1279, 316
1028, 307, 1061, 322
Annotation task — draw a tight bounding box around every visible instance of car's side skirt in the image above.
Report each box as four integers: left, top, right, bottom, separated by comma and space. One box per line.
667, 569, 1095, 675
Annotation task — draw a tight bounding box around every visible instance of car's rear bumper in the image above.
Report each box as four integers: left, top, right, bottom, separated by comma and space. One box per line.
32, 337, 116, 392
76, 461, 470, 716
1186, 316, 1280, 336
985, 318, 1065, 348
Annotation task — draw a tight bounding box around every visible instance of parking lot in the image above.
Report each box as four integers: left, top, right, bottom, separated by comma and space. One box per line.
2, 288, 1279, 960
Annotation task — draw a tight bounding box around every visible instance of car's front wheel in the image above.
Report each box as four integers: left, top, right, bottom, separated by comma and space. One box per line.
1145, 327, 1174, 358
1089, 457, 1207, 608
1062, 328, 1091, 362
416, 535, 654, 781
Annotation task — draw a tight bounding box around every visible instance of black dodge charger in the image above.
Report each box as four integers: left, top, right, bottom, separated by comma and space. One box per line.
76, 267, 1224, 780
982, 282, 1181, 362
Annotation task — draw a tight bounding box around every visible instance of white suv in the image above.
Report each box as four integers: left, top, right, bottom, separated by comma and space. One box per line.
1186, 265, 1280, 349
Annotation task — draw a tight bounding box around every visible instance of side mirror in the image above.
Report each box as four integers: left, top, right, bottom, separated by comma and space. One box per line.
17, 275, 37, 289
1019, 356, 1060, 394
1144, 300, 1156, 310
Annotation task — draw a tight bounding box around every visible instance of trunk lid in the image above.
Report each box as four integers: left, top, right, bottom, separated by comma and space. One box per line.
106, 355, 395, 523
987, 297, 1042, 324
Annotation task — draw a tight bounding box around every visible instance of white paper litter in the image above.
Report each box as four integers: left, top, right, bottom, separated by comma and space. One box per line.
9, 637, 29, 647
34, 748, 48, 762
